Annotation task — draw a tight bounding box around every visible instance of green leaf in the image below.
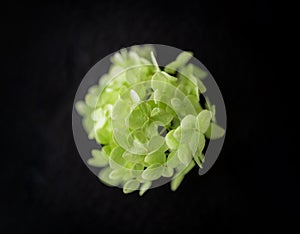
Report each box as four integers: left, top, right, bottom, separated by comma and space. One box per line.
139, 181, 152, 196
205, 122, 225, 139
142, 164, 164, 181
177, 144, 192, 165
123, 180, 140, 194
165, 130, 179, 150
196, 110, 211, 133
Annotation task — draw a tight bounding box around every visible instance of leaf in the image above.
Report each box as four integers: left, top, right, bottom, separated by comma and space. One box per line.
123, 180, 140, 194
142, 164, 164, 181
165, 130, 179, 150
205, 122, 225, 139
139, 181, 152, 196
177, 144, 192, 165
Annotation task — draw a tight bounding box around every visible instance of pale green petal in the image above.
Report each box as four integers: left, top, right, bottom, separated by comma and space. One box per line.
147, 135, 165, 153
139, 181, 152, 196
109, 146, 126, 169
165, 130, 179, 150
171, 174, 184, 191
142, 164, 164, 181
144, 150, 166, 165
205, 122, 225, 139
177, 144, 192, 165
162, 167, 174, 177
75, 101, 91, 116
196, 110, 212, 133
123, 180, 140, 194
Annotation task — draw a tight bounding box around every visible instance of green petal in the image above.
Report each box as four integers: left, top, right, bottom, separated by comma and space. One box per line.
129, 108, 149, 130
181, 115, 196, 130
177, 144, 192, 165
123, 180, 140, 194
165, 130, 179, 150
151, 109, 173, 126
147, 135, 165, 153
130, 89, 140, 103
162, 167, 174, 177
122, 151, 145, 164
139, 181, 152, 196
109, 146, 126, 169
196, 110, 212, 133
109, 169, 124, 180
167, 151, 180, 168
87, 149, 109, 167
205, 122, 225, 139
85, 93, 98, 108
75, 101, 91, 116
144, 150, 166, 165
170, 174, 184, 191
142, 164, 164, 181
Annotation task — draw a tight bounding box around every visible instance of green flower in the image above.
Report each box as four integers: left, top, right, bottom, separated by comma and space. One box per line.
75, 45, 225, 195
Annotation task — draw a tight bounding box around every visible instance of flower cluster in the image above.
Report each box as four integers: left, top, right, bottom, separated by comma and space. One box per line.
75, 45, 225, 195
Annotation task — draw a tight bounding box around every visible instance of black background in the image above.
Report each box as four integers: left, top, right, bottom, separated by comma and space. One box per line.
2, 1, 297, 233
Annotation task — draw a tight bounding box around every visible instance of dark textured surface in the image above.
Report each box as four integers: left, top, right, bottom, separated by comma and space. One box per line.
2, 1, 296, 233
